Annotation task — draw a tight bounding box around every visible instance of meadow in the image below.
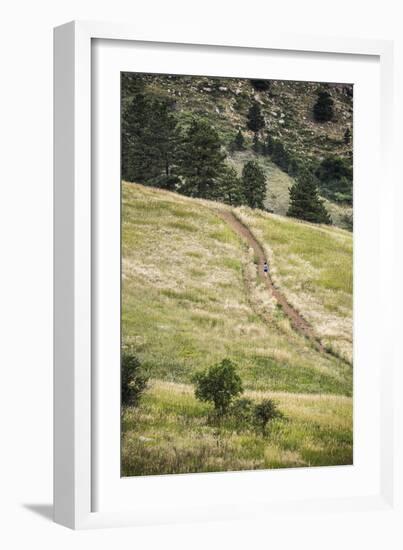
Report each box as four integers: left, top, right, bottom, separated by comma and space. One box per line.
121, 182, 353, 476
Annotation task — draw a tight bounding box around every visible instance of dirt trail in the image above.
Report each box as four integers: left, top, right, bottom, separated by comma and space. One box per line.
219, 210, 325, 353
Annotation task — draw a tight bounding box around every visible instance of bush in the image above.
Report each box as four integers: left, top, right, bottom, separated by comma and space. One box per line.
193, 359, 243, 415
230, 397, 254, 424
253, 399, 283, 435
121, 353, 149, 407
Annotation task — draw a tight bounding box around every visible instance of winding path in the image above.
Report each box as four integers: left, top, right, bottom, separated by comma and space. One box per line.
219, 210, 324, 352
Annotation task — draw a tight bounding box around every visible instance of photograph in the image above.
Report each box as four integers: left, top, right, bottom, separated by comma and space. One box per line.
120, 72, 353, 477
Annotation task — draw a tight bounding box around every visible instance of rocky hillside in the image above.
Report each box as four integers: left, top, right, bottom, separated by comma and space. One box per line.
142, 75, 353, 162
122, 74, 353, 230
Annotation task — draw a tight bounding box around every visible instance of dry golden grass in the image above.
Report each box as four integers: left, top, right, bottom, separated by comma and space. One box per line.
122, 380, 352, 476
122, 182, 352, 394
121, 182, 353, 475
234, 207, 352, 363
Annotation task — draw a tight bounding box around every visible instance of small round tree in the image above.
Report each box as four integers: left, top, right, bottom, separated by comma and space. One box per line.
254, 399, 282, 435
193, 359, 243, 416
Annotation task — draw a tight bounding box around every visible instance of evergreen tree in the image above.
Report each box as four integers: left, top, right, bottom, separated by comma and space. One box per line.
242, 161, 266, 209
288, 158, 300, 178
121, 76, 150, 182
315, 156, 352, 204
247, 102, 265, 135
250, 79, 271, 92
252, 134, 262, 154
233, 129, 245, 150
265, 134, 274, 156
313, 89, 334, 122
271, 140, 289, 171
287, 169, 331, 224
178, 119, 226, 199
121, 75, 179, 185
215, 166, 244, 206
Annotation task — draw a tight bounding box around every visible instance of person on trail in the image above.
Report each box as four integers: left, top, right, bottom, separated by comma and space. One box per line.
263, 261, 269, 276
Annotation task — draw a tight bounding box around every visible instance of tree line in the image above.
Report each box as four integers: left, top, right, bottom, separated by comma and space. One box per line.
122, 74, 266, 209
122, 74, 352, 225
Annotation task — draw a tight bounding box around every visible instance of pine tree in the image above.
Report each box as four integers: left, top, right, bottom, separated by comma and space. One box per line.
121, 75, 179, 185
146, 99, 180, 184
178, 119, 226, 199
233, 129, 245, 150
265, 134, 274, 155
121, 76, 150, 182
247, 102, 265, 135
242, 161, 266, 209
288, 158, 300, 178
287, 169, 331, 224
271, 140, 289, 171
215, 166, 244, 206
313, 89, 334, 122
252, 134, 262, 154
250, 79, 271, 92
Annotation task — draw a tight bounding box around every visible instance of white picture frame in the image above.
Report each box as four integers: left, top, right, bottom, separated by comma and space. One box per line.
54, 20, 399, 531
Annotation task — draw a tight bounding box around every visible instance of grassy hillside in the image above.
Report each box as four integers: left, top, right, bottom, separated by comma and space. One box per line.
121, 182, 353, 475
122, 381, 352, 476
235, 208, 353, 363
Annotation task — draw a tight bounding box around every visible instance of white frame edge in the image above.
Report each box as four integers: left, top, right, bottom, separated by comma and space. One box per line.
54, 20, 395, 530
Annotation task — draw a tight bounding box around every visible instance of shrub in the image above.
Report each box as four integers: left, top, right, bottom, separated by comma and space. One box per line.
253, 399, 283, 435
121, 353, 149, 407
193, 359, 243, 415
230, 397, 254, 424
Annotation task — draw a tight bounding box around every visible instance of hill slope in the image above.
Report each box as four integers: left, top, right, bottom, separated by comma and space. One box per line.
122, 74, 353, 229
121, 182, 353, 475
122, 182, 352, 390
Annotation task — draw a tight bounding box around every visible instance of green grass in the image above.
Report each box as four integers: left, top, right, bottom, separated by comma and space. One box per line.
122, 381, 353, 476
122, 182, 352, 393
121, 182, 353, 475
228, 150, 352, 229
234, 207, 352, 363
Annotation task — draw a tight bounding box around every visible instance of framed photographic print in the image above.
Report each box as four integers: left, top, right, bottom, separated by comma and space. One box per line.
54, 21, 399, 531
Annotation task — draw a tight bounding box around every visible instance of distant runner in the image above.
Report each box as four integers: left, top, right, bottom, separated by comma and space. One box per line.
263, 261, 269, 276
